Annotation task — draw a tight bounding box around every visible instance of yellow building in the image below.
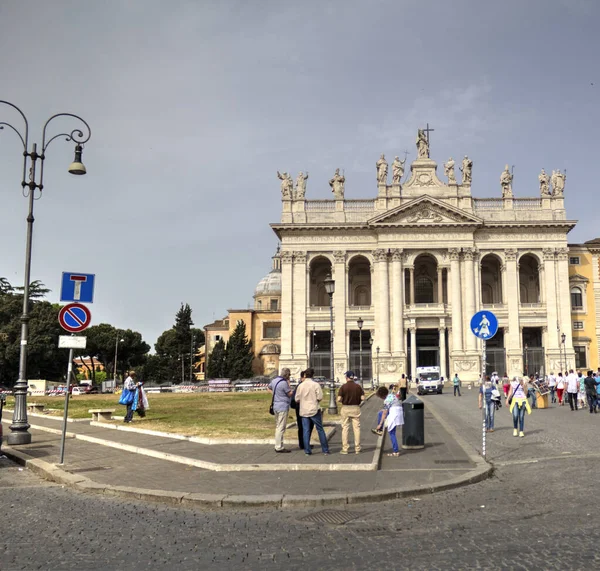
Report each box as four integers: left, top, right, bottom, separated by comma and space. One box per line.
567, 239, 600, 371
202, 249, 282, 378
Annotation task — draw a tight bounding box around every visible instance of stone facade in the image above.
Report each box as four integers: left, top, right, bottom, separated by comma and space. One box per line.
271, 139, 577, 383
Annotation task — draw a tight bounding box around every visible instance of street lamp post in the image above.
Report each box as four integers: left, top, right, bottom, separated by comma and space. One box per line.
561, 332, 566, 372
524, 343, 528, 377
323, 275, 337, 415
113, 336, 124, 386
357, 317, 364, 389
369, 336, 374, 389
376, 346, 380, 387
1, 100, 91, 445
189, 334, 196, 383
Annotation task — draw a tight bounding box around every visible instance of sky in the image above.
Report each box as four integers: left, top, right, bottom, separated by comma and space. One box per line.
0, 0, 598, 349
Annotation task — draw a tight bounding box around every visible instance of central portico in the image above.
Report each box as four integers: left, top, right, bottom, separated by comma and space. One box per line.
271, 132, 576, 384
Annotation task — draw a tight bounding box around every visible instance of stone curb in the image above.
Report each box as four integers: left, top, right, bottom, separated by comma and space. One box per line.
1, 444, 492, 509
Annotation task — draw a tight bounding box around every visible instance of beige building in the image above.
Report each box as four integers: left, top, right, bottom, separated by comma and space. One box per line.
203, 250, 282, 377
271, 132, 576, 384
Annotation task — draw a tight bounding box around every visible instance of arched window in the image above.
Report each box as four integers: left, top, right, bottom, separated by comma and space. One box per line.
571, 287, 583, 310
415, 276, 434, 303
348, 255, 372, 306
482, 283, 494, 305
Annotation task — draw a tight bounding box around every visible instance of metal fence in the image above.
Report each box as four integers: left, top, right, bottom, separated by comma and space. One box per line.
485, 348, 506, 376
524, 347, 545, 377
348, 352, 372, 384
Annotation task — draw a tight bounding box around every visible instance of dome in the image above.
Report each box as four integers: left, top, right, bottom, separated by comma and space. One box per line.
254, 269, 281, 296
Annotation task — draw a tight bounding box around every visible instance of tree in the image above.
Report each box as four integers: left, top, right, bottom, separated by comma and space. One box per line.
206, 338, 226, 379
174, 303, 194, 355
15, 280, 51, 300
224, 320, 254, 380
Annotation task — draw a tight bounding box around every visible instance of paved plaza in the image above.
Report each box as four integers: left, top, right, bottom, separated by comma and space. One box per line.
2, 390, 600, 569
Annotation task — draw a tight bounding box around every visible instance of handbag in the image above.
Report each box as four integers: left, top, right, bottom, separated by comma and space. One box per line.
119, 388, 134, 406
269, 379, 284, 415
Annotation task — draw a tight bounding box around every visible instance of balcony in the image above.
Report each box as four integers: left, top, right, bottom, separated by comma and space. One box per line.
405, 303, 448, 317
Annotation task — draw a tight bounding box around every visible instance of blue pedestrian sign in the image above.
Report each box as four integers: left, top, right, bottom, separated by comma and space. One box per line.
470, 310, 498, 340
60, 272, 95, 303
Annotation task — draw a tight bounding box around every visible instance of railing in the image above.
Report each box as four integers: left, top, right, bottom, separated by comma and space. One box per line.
473, 198, 503, 210
347, 305, 372, 312
305, 200, 336, 212
514, 198, 542, 210
344, 199, 376, 211
520, 302, 544, 308
482, 303, 506, 309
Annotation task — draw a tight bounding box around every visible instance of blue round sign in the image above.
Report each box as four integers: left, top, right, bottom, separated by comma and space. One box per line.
470, 311, 498, 340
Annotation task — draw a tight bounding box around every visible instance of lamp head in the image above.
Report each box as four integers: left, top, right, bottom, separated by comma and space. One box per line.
323, 274, 335, 295
561, 333, 566, 344
68, 144, 87, 175
357, 317, 364, 329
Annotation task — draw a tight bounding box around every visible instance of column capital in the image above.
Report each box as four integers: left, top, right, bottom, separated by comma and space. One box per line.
449, 248, 460, 261
333, 250, 346, 264
542, 248, 555, 261
293, 251, 307, 264
504, 248, 518, 261
463, 247, 474, 261
373, 249, 388, 262
556, 247, 569, 261
390, 248, 403, 262
281, 250, 294, 263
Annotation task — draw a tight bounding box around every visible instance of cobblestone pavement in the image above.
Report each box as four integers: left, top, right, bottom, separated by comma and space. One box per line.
2, 390, 599, 570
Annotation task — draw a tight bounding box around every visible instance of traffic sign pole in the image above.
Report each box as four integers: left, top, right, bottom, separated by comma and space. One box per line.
470, 310, 498, 460
58, 344, 75, 465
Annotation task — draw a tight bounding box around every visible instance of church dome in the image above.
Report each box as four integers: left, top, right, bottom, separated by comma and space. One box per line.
254, 269, 281, 296
254, 245, 282, 297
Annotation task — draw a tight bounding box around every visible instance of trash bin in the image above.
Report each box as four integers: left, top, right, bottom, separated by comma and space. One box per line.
402, 395, 425, 449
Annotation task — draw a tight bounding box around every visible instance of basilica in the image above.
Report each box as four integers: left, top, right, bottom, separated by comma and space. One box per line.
270, 130, 579, 384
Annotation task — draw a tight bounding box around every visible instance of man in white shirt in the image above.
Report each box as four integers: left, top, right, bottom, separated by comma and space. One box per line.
294, 368, 330, 456
123, 371, 137, 423
547, 372, 557, 403
566, 369, 579, 411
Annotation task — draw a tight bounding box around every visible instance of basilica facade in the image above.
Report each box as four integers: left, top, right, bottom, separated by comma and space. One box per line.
271, 132, 576, 384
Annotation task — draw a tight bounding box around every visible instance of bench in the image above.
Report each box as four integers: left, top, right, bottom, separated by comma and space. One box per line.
88, 408, 115, 422
28, 403, 45, 414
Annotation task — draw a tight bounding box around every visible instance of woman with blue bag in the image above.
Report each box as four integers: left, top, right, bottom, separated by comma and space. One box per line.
119, 371, 137, 423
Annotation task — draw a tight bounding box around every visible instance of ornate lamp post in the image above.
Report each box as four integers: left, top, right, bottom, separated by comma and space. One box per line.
524, 343, 529, 377
323, 274, 337, 415
376, 345, 380, 387
1, 100, 91, 445
357, 317, 364, 389
561, 332, 566, 372
369, 336, 374, 389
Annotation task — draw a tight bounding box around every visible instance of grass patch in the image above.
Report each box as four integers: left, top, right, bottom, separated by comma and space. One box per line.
4, 388, 372, 438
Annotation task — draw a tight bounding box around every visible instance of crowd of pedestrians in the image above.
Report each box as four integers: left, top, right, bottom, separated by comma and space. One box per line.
267, 369, 410, 457
477, 367, 600, 438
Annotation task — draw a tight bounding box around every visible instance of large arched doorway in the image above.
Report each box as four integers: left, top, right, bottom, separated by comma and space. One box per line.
480, 254, 503, 304
519, 254, 540, 303
309, 256, 333, 307
348, 255, 372, 307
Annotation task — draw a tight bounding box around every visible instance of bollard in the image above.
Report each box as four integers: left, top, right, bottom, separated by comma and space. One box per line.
402, 395, 425, 449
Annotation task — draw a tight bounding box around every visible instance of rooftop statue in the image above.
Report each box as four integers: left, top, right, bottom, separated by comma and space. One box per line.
295, 172, 308, 199
392, 156, 406, 184
277, 171, 293, 199
329, 168, 345, 199
416, 129, 429, 159
500, 164, 513, 198
551, 169, 566, 197
376, 154, 388, 184
460, 155, 473, 184
539, 169, 551, 196
444, 157, 456, 184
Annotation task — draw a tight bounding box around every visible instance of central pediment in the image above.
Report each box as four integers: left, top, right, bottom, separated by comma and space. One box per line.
368, 196, 483, 227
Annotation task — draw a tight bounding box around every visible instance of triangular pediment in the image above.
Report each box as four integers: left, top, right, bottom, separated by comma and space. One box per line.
368, 196, 483, 226
569, 273, 589, 284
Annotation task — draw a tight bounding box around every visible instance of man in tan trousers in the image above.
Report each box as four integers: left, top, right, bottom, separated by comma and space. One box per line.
337, 371, 365, 454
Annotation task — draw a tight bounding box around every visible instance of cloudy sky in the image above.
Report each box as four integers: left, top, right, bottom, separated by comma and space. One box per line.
0, 0, 598, 348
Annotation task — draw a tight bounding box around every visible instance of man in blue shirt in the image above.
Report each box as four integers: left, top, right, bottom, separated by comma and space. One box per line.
268, 368, 293, 453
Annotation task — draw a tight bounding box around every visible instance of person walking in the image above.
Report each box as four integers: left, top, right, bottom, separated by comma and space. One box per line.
507, 377, 531, 437
502, 373, 510, 397
577, 371, 586, 410
453, 373, 462, 397
527, 374, 538, 409
566, 369, 579, 411
337, 371, 364, 454
268, 368, 293, 453
291, 371, 313, 450
123, 371, 137, 423
373, 386, 404, 457
397, 374, 408, 401
584, 370, 597, 414
479, 380, 495, 432
556, 372, 565, 406
548, 372, 557, 404
294, 368, 329, 455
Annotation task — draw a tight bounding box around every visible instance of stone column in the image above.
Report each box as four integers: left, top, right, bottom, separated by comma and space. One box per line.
542, 248, 558, 348
449, 248, 463, 352
391, 249, 404, 355
410, 326, 417, 379
501, 263, 507, 304
505, 249, 521, 375
292, 252, 307, 362
409, 266, 415, 305
280, 250, 294, 361
374, 249, 390, 355
439, 325, 447, 380
464, 248, 477, 351
333, 251, 348, 374
437, 267, 443, 304
556, 248, 573, 351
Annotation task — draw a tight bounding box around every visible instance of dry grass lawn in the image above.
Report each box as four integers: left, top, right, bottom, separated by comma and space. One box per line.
5, 388, 371, 438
